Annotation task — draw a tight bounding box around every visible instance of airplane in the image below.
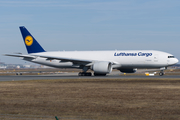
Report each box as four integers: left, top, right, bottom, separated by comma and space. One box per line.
4, 26, 179, 76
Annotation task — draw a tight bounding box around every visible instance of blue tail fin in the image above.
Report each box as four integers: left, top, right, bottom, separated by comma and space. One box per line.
19, 26, 46, 54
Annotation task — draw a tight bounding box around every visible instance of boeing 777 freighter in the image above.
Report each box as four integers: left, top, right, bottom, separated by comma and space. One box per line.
5, 26, 179, 76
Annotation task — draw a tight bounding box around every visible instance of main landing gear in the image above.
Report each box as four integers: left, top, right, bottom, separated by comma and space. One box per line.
78, 72, 107, 76
94, 73, 106, 76
78, 72, 92, 76
78, 66, 107, 76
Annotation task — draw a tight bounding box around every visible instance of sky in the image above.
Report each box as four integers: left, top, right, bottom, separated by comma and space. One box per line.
0, 0, 180, 64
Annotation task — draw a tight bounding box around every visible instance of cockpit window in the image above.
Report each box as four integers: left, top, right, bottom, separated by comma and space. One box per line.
168, 56, 175, 58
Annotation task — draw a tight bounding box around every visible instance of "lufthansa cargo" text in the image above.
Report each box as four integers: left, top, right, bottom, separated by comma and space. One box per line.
114, 52, 152, 57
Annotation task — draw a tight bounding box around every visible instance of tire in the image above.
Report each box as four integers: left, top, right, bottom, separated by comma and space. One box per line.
78, 72, 82, 76
159, 72, 164, 76
94, 73, 106, 76
87, 72, 92, 76
78, 72, 92, 76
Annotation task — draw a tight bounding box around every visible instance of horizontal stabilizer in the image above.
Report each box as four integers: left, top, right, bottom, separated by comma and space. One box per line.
4, 54, 36, 59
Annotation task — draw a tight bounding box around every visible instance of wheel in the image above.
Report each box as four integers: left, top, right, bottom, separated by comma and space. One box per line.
94, 73, 106, 76
78, 72, 92, 76
159, 72, 164, 76
86, 72, 92, 76
78, 72, 82, 76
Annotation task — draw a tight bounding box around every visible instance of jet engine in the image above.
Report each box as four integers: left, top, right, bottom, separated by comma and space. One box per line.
92, 62, 112, 74
119, 68, 137, 73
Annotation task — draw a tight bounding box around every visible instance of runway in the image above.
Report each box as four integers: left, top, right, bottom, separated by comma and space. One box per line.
0, 73, 180, 81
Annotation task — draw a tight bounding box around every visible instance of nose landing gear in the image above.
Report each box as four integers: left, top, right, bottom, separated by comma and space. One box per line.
159, 71, 164, 76
159, 67, 167, 76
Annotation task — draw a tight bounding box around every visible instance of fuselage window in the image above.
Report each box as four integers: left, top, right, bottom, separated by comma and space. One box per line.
168, 56, 175, 58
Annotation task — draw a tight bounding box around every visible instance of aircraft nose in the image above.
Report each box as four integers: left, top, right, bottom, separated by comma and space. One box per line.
175, 58, 179, 64
169, 58, 179, 65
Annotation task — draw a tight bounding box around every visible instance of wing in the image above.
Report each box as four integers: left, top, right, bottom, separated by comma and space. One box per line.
36, 54, 93, 65
4, 54, 93, 65
4, 54, 36, 59
4, 54, 118, 66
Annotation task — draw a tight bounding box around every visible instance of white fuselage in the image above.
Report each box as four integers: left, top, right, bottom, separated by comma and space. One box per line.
25, 50, 178, 69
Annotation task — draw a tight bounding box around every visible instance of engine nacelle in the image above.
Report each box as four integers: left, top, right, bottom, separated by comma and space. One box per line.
119, 68, 137, 73
92, 62, 112, 74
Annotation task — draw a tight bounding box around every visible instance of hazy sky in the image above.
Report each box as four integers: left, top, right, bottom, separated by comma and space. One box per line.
0, 0, 180, 64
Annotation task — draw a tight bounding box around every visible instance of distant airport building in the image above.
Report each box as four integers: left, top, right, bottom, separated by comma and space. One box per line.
0, 62, 7, 69
23, 65, 31, 68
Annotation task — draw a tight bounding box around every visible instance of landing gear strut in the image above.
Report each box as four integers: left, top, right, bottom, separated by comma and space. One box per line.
78, 72, 92, 76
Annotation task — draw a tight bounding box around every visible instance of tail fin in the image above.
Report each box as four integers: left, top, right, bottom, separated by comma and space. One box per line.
19, 26, 45, 54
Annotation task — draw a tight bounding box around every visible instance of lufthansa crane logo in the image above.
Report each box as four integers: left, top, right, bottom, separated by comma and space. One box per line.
25, 36, 33, 46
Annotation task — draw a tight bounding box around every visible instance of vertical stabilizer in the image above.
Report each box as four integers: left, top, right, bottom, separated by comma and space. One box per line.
19, 26, 45, 54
